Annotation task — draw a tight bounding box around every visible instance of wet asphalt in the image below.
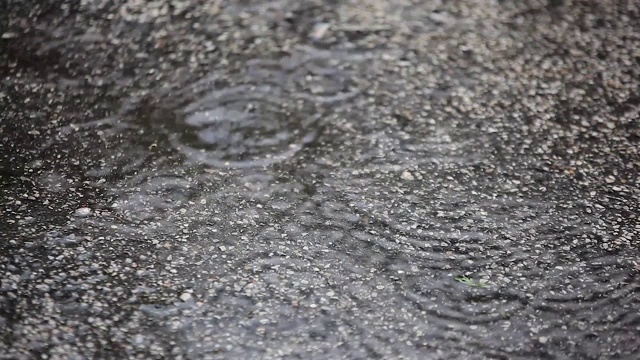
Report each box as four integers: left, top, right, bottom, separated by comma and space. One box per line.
1, 1, 640, 359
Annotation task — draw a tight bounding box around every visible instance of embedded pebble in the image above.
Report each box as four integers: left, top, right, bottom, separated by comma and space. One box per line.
401, 171, 415, 181
179, 292, 192, 302
73, 207, 92, 217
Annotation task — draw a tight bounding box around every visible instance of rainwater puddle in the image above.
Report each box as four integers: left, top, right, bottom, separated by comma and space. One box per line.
13, 10, 639, 359
33, 55, 638, 360
135, 46, 370, 169
83, 88, 634, 359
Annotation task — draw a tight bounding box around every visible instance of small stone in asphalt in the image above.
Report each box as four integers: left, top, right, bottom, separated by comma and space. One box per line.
73, 207, 92, 217
180, 292, 193, 302
401, 170, 415, 181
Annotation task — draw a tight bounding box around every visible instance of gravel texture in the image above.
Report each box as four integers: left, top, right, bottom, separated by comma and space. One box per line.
2, 1, 640, 359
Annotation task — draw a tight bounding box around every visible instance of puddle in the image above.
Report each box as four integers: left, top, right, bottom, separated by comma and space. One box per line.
161, 84, 320, 168
18, 44, 638, 357
3, 1, 640, 359
130, 46, 371, 169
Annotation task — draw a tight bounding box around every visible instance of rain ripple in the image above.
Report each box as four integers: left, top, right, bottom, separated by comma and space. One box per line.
143, 46, 371, 169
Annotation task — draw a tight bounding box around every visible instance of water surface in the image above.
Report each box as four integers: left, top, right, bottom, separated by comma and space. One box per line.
1, 1, 639, 359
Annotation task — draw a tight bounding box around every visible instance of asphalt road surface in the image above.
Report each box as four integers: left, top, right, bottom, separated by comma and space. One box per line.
1, 1, 639, 359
